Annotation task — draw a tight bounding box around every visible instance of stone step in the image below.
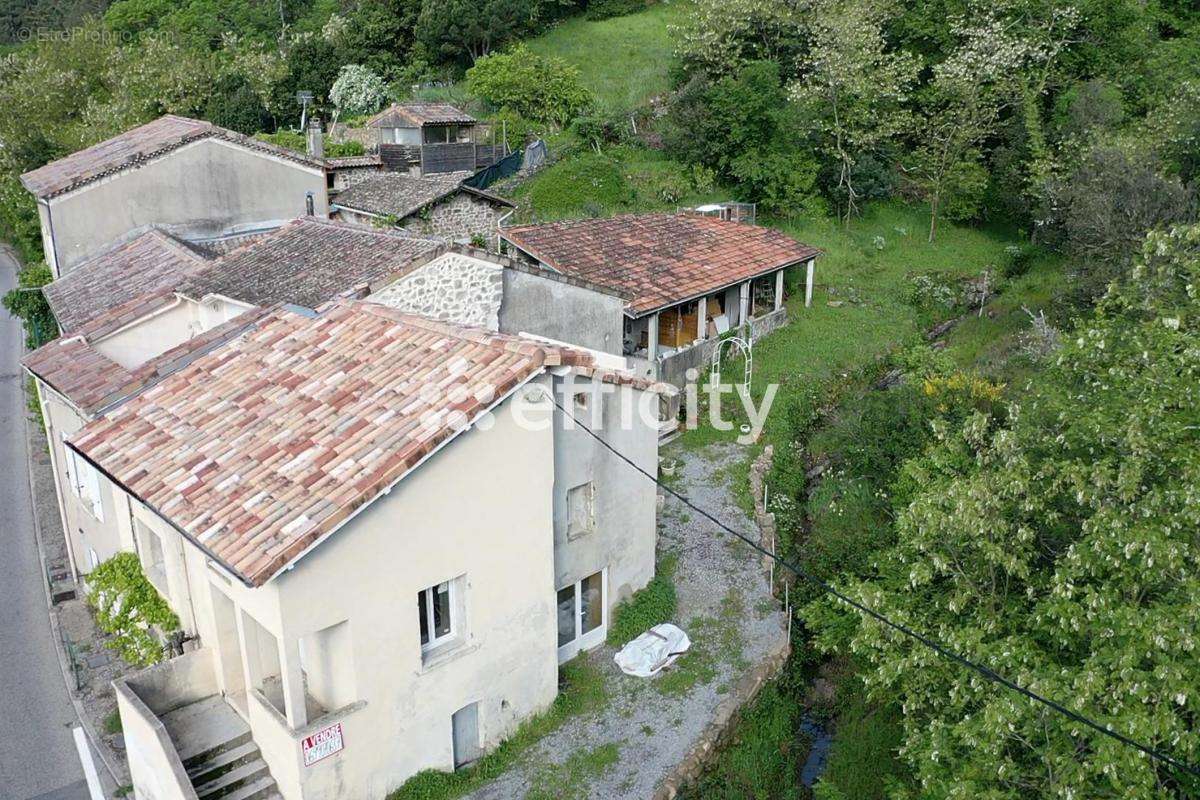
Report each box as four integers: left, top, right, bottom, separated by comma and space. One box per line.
205, 774, 279, 800
187, 741, 261, 785
181, 729, 253, 770
195, 758, 269, 799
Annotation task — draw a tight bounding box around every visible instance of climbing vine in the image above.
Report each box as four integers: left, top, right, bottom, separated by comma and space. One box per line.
87, 553, 180, 667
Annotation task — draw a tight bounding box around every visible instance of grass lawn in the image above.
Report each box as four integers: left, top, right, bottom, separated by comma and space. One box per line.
525, 3, 684, 110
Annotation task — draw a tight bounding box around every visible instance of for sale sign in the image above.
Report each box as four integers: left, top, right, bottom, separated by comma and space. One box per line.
302, 722, 344, 767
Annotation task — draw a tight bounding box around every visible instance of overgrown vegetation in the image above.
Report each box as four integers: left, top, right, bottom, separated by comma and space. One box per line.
1, 261, 56, 348
607, 554, 677, 648
86, 553, 180, 668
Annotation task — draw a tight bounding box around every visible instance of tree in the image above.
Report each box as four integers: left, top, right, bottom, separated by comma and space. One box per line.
415, 0, 535, 64
665, 61, 822, 216
806, 224, 1200, 798
332, 0, 422, 80
789, 0, 918, 224
203, 73, 272, 134
1045, 145, 1195, 297
673, 0, 805, 78
905, 13, 1027, 241
329, 64, 387, 119
466, 44, 592, 128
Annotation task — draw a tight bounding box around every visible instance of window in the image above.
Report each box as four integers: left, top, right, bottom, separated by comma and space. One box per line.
567, 482, 594, 538
557, 570, 606, 660
62, 434, 104, 522
418, 581, 456, 652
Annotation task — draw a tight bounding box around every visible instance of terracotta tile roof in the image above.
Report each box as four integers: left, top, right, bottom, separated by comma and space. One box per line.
21, 115, 325, 200
68, 301, 589, 587
24, 307, 270, 417
43, 229, 211, 333
502, 213, 821, 316
367, 103, 475, 128
176, 218, 441, 308
332, 172, 512, 220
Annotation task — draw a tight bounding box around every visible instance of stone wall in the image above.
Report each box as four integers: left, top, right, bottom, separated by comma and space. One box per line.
400, 193, 507, 243
370, 252, 504, 330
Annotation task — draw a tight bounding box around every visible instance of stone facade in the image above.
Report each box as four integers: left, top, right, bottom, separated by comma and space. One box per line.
370, 252, 503, 330
399, 193, 506, 243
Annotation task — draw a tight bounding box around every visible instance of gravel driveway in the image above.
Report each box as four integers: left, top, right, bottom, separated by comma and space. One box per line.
462, 441, 790, 800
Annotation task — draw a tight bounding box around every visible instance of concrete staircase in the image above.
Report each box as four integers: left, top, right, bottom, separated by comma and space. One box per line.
162, 696, 281, 800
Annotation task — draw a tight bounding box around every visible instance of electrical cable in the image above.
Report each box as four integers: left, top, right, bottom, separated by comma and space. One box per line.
551, 396, 1200, 782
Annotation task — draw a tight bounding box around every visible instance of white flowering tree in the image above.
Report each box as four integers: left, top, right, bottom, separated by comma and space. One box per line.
329, 64, 387, 119
672, 0, 804, 77
790, 0, 918, 225
805, 224, 1200, 798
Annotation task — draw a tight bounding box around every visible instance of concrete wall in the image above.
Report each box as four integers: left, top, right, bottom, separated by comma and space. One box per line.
45, 138, 328, 275
551, 375, 658, 609
93, 296, 252, 371
117, 649, 218, 800
500, 269, 624, 355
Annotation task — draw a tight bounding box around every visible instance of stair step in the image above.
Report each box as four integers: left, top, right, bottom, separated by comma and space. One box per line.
195, 759, 268, 799
207, 775, 279, 800
188, 741, 261, 783
181, 730, 253, 770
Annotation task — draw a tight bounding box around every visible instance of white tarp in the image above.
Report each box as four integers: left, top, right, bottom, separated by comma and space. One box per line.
614, 624, 691, 677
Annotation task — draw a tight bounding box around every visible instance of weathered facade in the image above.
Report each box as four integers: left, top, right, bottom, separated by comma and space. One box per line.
21, 116, 329, 276
332, 173, 514, 244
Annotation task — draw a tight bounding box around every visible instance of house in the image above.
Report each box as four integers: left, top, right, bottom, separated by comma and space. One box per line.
20, 115, 330, 277
61, 299, 661, 800
331, 171, 515, 243
324, 154, 384, 194
501, 212, 821, 387
24, 218, 630, 587
369, 103, 506, 175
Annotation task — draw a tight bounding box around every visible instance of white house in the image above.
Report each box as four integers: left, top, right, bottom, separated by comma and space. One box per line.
63, 300, 662, 800
20, 115, 330, 277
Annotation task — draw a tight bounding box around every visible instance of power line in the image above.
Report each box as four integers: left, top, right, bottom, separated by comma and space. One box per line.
551, 396, 1200, 783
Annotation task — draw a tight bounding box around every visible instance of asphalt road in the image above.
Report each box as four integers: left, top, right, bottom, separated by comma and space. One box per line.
0, 248, 91, 800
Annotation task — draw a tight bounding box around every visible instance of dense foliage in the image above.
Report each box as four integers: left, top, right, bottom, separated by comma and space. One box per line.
87, 552, 180, 667
0, 262, 55, 348
466, 44, 592, 128
805, 225, 1200, 798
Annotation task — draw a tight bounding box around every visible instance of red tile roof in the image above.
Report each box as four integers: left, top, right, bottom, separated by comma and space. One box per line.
502, 213, 821, 316
67, 301, 591, 587
43, 229, 211, 333
21, 115, 324, 200
24, 307, 270, 417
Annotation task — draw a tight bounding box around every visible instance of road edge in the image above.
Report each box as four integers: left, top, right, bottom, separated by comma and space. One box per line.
13, 278, 123, 793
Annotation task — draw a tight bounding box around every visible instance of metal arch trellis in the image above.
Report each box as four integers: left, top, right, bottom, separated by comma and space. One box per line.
711, 336, 752, 395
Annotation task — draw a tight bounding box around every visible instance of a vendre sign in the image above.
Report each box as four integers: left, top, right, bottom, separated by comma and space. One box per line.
302, 722, 345, 767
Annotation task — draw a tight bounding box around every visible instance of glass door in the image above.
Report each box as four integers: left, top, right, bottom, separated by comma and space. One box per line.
556, 569, 607, 663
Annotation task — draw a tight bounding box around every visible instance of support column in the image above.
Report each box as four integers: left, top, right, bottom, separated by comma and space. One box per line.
805, 259, 815, 308
280, 636, 308, 729
696, 298, 706, 342
739, 281, 751, 327
774, 270, 784, 312
647, 313, 659, 360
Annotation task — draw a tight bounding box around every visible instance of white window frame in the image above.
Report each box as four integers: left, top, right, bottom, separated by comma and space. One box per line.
62, 433, 104, 522
556, 568, 607, 664
418, 580, 457, 653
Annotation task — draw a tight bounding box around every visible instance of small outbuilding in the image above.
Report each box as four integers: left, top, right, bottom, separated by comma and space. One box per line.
332, 172, 514, 243
368, 103, 506, 175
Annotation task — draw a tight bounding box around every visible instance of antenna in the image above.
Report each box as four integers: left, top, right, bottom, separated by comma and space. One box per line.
296, 90, 314, 131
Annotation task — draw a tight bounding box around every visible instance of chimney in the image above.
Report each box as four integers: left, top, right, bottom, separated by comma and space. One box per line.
307, 116, 324, 159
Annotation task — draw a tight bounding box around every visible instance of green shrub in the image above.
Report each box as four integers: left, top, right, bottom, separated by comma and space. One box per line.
254, 131, 365, 157
1, 262, 56, 348
586, 0, 651, 21
87, 553, 180, 667
570, 109, 633, 152
526, 152, 633, 216
466, 44, 593, 128
607, 557, 677, 647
